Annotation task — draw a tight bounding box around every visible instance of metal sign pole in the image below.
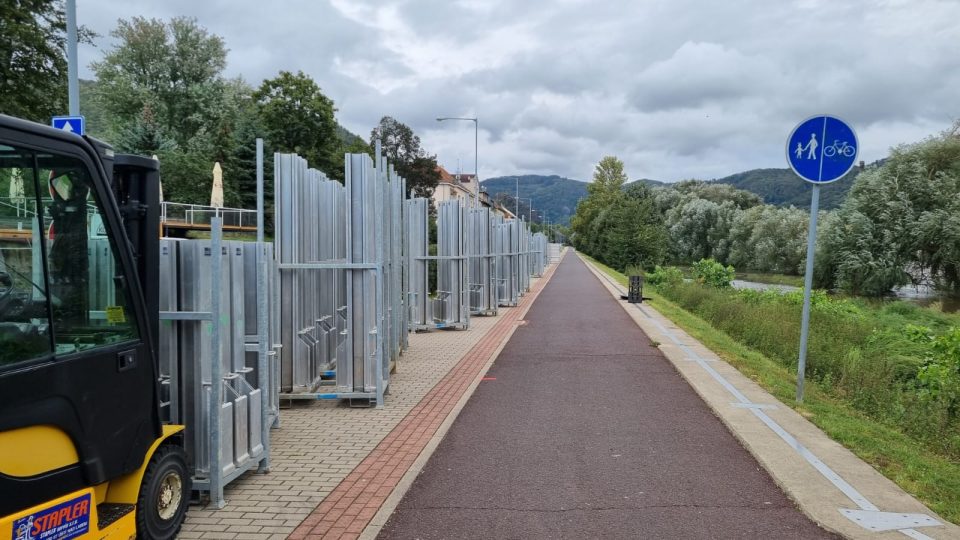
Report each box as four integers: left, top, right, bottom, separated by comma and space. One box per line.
66, 0, 79, 115
796, 184, 820, 403
786, 114, 857, 403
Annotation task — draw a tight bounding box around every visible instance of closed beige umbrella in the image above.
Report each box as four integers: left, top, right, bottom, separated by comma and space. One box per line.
152, 155, 163, 202
8, 168, 25, 205
210, 162, 224, 208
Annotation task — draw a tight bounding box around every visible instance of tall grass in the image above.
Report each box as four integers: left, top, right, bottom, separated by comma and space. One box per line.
657, 281, 960, 458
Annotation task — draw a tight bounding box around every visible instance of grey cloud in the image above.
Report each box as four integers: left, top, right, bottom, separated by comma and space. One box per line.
73, 0, 960, 183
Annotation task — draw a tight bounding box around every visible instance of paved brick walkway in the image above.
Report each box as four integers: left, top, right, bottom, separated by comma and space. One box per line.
179, 258, 561, 539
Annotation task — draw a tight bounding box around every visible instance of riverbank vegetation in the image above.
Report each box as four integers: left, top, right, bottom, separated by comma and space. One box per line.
573, 125, 960, 297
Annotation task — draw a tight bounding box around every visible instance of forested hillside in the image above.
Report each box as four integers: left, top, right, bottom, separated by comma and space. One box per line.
481, 175, 587, 225
709, 167, 861, 209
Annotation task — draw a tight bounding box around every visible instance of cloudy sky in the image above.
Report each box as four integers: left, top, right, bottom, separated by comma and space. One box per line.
77, 0, 960, 182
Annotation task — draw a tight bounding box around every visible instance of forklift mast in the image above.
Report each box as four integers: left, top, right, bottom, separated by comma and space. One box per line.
101, 147, 162, 354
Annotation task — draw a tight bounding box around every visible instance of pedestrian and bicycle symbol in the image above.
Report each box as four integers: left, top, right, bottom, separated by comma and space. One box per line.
786, 115, 858, 184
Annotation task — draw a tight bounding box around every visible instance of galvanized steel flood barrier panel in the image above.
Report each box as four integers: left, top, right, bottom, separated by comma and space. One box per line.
518, 221, 531, 294
407, 198, 469, 331
435, 200, 469, 329
275, 154, 347, 397
547, 242, 562, 264
406, 197, 431, 330
157, 220, 276, 508
529, 232, 547, 277
466, 207, 497, 316
274, 150, 405, 406
377, 152, 407, 371
494, 217, 521, 307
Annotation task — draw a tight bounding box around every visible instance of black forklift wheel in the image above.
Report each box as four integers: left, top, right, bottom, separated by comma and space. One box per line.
136, 444, 190, 540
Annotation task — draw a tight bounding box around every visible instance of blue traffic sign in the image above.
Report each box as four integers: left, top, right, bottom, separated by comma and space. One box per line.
786, 115, 857, 184
51, 115, 85, 136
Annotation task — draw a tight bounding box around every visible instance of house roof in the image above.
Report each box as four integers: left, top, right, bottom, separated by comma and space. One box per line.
436, 166, 476, 185
436, 166, 456, 184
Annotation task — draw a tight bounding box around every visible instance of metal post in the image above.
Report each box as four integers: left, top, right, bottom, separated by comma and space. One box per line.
255, 139, 270, 472
374, 141, 385, 407
796, 184, 820, 403
209, 217, 224, 508
66, 0, 79, 115
474, 118, 478, 200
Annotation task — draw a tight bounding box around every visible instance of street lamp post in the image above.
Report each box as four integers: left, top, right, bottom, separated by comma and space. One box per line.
517, 197, 535, 222
516, 177, 519, 217
436, 116, 478, 202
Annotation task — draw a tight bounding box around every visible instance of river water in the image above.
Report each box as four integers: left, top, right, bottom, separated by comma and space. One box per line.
730, 280, 960, 314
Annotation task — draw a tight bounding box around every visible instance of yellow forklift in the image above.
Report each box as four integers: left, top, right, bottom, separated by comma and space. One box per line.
0, 114, 189, 539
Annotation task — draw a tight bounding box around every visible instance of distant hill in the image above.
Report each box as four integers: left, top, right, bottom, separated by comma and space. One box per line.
482, 166, 864, 224
707, 167, 862, 209
337, 125, 366, 147
481, 175, 587, 225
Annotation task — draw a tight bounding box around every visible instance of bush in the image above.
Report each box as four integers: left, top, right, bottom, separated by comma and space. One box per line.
916, 328, 960, 419
691, 258, 735, 288
646, 265, 684, 287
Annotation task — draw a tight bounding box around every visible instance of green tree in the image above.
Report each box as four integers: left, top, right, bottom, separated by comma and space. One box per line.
91, 16, 228, 145
652, 180, 761, 264
728, 205, 809, 274
0, 1, 93, 121
90, 17, 244, 205
114, 103, 177, 156
816, 124, 960, 294
370, 116, 441, 198
571, 156, 628, 250
589, 183, 667, 271
255, 70, 341, 179
222, 99, 266, 209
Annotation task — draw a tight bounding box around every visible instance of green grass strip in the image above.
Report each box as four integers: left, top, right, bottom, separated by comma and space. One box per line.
581, 254, 960, 524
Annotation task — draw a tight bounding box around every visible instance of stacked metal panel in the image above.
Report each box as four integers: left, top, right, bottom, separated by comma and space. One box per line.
376, 154, 407, 370
344, 153, 383, 402
494, 216, 520, 307
157, 230, 275, 508
405, 197, 430, 330
275, 154, 347, 396
518, 220, 531, 294
547, 242, 563, 263
274, 151, 404, 406
466, 207, 497, 316
529, 232, 547, 277
434, 199, 469, 329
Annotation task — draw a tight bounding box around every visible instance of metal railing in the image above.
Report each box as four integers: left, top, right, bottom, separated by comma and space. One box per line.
161, 201, 259, 229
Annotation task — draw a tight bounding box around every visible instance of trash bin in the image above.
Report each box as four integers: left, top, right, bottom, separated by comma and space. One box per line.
628, 275, 643, 303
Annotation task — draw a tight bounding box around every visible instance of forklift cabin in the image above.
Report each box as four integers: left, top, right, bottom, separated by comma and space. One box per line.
0, 115, 188, 539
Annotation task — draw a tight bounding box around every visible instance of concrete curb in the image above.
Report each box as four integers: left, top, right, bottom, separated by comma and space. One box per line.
579, 254, 958, 540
